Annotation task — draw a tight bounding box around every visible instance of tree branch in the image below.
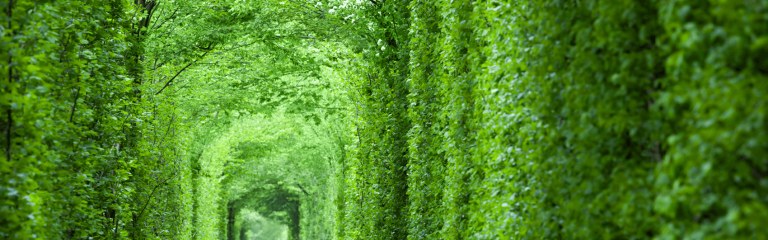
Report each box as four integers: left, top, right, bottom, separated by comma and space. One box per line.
296, 183, 310, 196
136, 173, 176, 221
151, 6, 179, 30
155, 51, 209, 95
149, 60, 167, 71
69, 77, 81, 123
154, 114, 175, 147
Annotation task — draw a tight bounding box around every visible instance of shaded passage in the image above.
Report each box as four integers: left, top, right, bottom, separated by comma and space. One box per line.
2, 0, 768, 240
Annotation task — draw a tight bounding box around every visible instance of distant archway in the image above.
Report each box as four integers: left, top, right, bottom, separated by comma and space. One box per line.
227, 175, 304, 239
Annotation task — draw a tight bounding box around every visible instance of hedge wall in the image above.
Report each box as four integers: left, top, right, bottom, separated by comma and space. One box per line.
0, 1, 193, 239
344, 0, 768, 239
340, 0, 412, 239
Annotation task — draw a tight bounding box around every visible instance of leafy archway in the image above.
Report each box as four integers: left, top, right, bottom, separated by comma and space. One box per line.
227, 179, 301, 239
191, 106, 346, 240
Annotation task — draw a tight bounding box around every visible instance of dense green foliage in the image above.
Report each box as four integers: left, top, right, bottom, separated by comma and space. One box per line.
2, 0, 350, 239
335, 1, 412, 239
1, 1, 190, 238
3, 0, 768, 239
339, 0, 768, 239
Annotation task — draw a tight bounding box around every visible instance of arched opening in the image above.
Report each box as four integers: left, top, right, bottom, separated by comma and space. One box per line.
227, 181, 300, 240
201, 110, 345, 240
236, 210, 289, 240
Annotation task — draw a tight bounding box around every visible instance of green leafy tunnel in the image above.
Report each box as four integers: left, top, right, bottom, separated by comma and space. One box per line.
2, 0, 768, 240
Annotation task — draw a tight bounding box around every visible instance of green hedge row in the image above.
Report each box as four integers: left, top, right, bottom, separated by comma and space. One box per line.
0, 1, 193, 239
338, 0, 412, 239
344, 0, 768, 239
